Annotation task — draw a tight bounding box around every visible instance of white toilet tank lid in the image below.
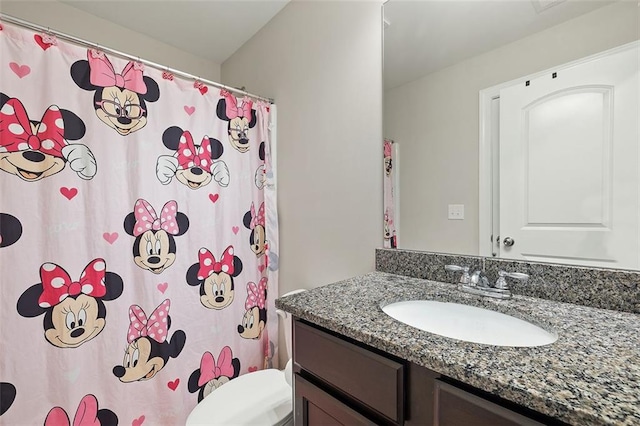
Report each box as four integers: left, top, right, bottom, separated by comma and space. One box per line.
186, 369, 292, 426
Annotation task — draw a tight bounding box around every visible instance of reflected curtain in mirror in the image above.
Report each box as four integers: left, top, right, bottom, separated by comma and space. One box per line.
383, 139, 397, 248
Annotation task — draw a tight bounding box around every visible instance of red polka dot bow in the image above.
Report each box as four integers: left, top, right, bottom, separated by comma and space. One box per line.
133, 199, 180, 237
127, 299, 170, 344
245, 277, 267, 310
38, 259, 107, 308
221, 90, 253, 119
198, 346, 235, 386
197, 246, 235, 279
0, 98, 67, 158
176, 131, 213, 171
250, 202, 265, 229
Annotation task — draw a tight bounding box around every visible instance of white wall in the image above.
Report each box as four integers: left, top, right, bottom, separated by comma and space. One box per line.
222, 1, 383, 294
384, 1, 639, 255
0, 0, 221, 81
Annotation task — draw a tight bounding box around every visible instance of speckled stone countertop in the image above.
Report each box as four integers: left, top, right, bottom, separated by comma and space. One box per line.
275, 272, 640, 426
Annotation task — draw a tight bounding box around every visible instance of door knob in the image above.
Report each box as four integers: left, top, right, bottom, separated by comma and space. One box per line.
503, 237, 515, 247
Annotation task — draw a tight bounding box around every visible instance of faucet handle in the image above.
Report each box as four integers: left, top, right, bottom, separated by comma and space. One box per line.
445, 265, 470, 284
495, 270, 529, 290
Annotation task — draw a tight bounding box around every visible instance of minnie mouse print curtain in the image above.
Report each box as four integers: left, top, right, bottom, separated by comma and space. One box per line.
383, 139, 397, 248
0, 19, 279, 425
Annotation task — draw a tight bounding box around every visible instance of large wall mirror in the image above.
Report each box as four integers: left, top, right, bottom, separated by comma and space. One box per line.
383, 0, 639, 270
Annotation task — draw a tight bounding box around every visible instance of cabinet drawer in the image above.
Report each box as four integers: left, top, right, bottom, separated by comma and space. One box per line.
295, 374, 377, 426
294, 320, 404, 424
434, 380, 543, 426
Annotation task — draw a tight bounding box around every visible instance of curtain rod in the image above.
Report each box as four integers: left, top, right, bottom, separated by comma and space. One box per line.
0, 13, 275, 104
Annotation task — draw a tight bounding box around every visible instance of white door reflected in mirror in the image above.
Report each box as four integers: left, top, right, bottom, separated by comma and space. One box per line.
495, 44, 639, 269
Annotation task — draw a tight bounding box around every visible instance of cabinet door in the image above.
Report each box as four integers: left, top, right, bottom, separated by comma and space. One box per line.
295, 374, 377, 426
294, 320, 404, 423
434, 380, 543, 426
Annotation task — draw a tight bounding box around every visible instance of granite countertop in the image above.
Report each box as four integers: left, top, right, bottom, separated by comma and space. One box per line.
275, 272, 640, 426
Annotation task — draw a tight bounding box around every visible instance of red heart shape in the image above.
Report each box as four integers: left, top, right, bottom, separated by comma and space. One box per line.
232, 226, 239, 235
184, 106, 195, 115
167, 378, 180, 391
103, 232, 119, 245
9, 62, 31, 78
34, 34, 53, 50
132, 415, 146, 426
258, 264, 266, 273
60, 187, 78, 200
248, 366, 258, 373
157, 282, 168, 294
198, 85, 208, 95
209, 193, 219, 203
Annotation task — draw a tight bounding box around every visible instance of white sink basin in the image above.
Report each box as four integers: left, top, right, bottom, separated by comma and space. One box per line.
382, 300, 557, 347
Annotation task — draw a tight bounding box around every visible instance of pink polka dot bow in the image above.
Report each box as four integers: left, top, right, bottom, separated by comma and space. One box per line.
250, 202, 265, 229
245, 277, 267, 310
38, 259, 107, 308
127, 299, 170, 344
133, 198, 180, 236
221, 90, 253, 119
176, 131, 213, 171
0, 97, 67, 158
197, 246, 235, 279
198, 346, 235, 387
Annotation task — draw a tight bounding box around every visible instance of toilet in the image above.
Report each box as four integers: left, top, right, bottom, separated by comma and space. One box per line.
186, 289, 305, 426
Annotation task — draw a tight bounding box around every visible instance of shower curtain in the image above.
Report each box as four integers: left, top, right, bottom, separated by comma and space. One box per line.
0, 21, 279, 425
383, 139, 396, 248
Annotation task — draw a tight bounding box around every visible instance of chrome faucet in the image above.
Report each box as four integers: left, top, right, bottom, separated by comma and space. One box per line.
444, 264, 470, 284
470, 270, 491, 288
445, 265, 529, 299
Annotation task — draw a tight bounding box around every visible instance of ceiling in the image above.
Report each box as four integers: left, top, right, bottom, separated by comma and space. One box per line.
383, 0, 617, 89
59, 0, 290, 65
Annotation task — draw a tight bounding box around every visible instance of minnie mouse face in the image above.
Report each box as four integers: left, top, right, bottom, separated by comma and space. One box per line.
384, 140, 393, 177
117, 336, 165, 382
243, 202, 266, 257
123, 199, 189, 274
238, 279, 267, 340
156, 126, 229, 190
0, 213, 22, 248
384, 220, 391, 240
0, 94, 96, 182
46, 294, 104, 348
112, 299, 186, 383
384, 156, 392, 176
238, 306, 266, 340
186, 246, 243, 310
16, 259, 123, 348
216, 91, 257, 153
187, 347, 241, 402
71, 50, 160, 136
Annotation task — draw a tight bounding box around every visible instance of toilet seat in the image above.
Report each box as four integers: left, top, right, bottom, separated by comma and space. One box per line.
186, 369, 293, 426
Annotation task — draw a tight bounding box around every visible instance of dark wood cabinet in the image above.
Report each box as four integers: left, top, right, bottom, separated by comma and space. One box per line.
434, 380, 542, 426
293, 318, 561, 426
295, 374, 376, 425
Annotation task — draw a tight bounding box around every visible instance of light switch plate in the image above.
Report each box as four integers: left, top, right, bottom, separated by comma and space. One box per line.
448, 204, 464, 220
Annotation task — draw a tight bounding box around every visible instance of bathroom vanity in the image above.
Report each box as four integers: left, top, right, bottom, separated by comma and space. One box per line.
293, 319, 549, 426
276, 272, 640, 426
